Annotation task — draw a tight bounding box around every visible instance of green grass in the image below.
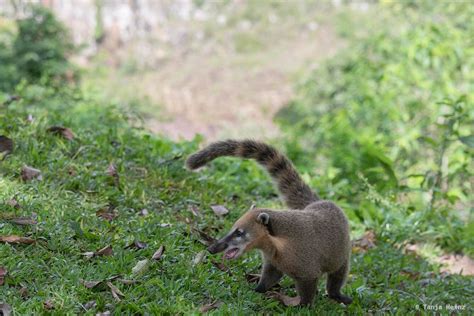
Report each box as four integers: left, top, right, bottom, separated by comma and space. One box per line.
1, 85, 472, 315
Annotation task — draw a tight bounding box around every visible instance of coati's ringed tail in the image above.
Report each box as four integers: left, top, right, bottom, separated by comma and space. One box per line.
186, 139, 318, 209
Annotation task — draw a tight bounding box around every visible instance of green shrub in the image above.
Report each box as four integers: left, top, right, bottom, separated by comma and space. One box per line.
0, 5, 75, 92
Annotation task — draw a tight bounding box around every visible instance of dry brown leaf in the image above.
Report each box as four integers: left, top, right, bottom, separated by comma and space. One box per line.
190, 205, 201, 217
19, 286, 29, 299
0, 302, 12, 316
43, 299, 54, 310
266, 291, 300, 307
21, 165, 42, 181
193, 251, 206, 266
107, 163, 120, 187
352, 230, 376, 253
151, 245, 165, 260
0, 135, 13, 154
83, 300, 96, 310
400, 269, 420, 280
81, 280, 103, 289
8, 217, 37, 226
106, 281, 125, 302
7, 199, 20, 209
199, 301, 222, 313
125, 241, 148, 250
211, 260, 231, 274
210, 205, 229, 217
0, 235, 35, 245
96, 206, 118, 221
95, 245, 113, 257
47, 126, 75, 140
117, 278, 137, 285
0, 266, 6, 286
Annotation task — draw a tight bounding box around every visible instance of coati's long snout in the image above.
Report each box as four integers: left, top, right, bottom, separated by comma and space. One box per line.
207, 240, 227, 254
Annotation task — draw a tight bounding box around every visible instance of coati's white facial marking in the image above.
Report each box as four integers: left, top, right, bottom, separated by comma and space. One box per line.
222, 228, 250, 260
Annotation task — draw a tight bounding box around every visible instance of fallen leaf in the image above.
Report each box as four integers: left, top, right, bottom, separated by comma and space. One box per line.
190, 205, 201, 217
67, 166, 76, 176
19, 286, 29, 298
0, 235, 35, 245
21, 165, 42, 181
6, 199, 20, 209
83, 300, 96, 310
131, 259, 149, 275
95, 245, 113, 256
43, 299, 54, 310
245, 273, 261, 283
193, 250, 206, 265
117, 278, 136, 285
82, 252, 95, 259
199, 301, 222, 313
125, 241, 148, 250
96, 312, 111, 316
81, 280, 103, 289
159, 223, 171, 227
107, 281, 125, 302
138, 208, 149, 216
266, 291, 300, 307
352, 230, 376, 253
96, 206, 118, 221
404, 243, 419, 255
191, 228, 216, 246
211, 260, 231, 274
107, 163, 120, 187
210, 205, 229, 217
47, 126, 75, 140
8, 217, 37, 226
0, 267, 6, 286
151, 245, 165, 260
400, 269, 420, 280
0, 136, 13, 155
0, 302, 12, 316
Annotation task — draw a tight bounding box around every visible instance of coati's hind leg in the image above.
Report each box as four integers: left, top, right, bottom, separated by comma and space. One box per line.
295, 278, 318, 305
327, 263, 352, 305
255, 263, 283, 293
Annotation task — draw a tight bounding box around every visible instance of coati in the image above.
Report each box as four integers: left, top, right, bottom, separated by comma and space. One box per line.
186, 139, 352, 306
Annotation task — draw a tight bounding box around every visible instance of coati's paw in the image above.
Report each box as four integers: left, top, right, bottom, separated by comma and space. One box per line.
329, 294, 353, 305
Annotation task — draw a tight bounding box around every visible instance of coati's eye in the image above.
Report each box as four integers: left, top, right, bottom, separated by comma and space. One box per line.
235, 229, 244, 237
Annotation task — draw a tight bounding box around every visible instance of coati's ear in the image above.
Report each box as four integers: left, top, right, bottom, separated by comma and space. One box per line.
257, 212, 274, 235
257, 212, 270, 225
250, 204, 256, 210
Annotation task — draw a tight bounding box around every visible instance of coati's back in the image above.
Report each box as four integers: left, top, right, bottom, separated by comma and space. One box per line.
186, 139, 318, 209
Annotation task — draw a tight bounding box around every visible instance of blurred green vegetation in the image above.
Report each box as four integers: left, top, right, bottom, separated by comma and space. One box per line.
278, 1, 473, 255
0, 5, 75, 92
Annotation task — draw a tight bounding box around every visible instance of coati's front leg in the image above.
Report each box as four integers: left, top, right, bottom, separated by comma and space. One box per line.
327, 263, 352, 305
255, 262, 283, 293
295, 278, 318, 305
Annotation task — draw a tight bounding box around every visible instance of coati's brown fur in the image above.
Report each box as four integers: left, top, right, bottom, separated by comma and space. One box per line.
186, 139, 352, 306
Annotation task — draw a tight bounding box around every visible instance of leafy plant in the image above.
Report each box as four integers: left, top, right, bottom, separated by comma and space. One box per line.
0, 5, 75, 92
